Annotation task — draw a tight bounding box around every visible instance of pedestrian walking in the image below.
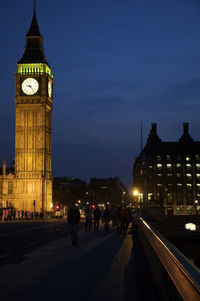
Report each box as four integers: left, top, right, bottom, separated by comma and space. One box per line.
121, 205, 131, 232
116, 206, 123, 232
109, 206, 117, 227
103, 205, 110, 231
93, 206, 101, 232
67, 204, 80, 246
85, 207, 92, 232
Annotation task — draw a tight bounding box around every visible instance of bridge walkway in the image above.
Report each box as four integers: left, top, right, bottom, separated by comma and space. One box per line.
0, 224, 160, 301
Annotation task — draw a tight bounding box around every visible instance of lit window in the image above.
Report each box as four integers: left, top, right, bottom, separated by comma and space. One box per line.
167, 164, 172, 169
186, 164, 191, 170
176, 164, 181, 169
148, 193, 153, 201
186, 156, 191, 161
187, 173, 192, 177
197, 174, 200, 178
187, 183, 192, 187
157, 174, 162, 177
176, 205, 184, 214
149, 165, 153, 169
167, 193, 173, 204
138, 193, 143, 202
168, 183, 172, 186
167, 193, 173, 201
157, 184, 162, 187
166, 155, 171, 161
177, 183, 182, 186
196, 164, 200, 170
197, 184, 200, 187
185, 223, 196, 231
157, 164, 162, 170
167, 173, 172, 177
177, 173, 181, 177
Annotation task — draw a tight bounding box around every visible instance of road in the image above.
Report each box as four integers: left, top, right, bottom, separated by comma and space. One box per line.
0, 219, 69, 262
0, 223, 160, 301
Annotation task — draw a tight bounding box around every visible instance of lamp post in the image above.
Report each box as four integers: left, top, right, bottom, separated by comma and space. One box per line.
195, 200, 198, 216
33, 200, 36, 218
132, 189, 139, 208
50, 203, 53, 216
122, 191, 126, 204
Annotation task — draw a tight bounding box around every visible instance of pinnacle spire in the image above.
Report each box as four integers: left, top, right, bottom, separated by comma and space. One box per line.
26, 3, 41, 37
18, 4, 48, 65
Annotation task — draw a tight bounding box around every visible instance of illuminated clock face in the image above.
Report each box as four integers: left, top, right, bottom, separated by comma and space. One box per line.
22, 78, 39, 95
48, 81, 52, 98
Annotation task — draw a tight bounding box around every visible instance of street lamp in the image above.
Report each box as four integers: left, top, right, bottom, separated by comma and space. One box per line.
133, 189, 139, 197
195, 200, 199, 215
132, 189, 139, 207
122, 191, 126, 203
33, 200, 36, 217
50, 203, 53, 216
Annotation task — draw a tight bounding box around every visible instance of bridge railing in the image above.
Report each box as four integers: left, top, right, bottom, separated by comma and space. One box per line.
138, 218, 200, 301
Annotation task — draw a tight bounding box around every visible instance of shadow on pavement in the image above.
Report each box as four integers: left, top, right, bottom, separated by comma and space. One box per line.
124, 233, 161, 301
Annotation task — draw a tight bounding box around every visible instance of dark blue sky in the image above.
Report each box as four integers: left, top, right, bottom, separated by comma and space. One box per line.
1, 0, 200, 189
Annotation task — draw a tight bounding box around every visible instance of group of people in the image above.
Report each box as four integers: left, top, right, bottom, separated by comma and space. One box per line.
67, 204, 133, 246
85, 205, 111, 232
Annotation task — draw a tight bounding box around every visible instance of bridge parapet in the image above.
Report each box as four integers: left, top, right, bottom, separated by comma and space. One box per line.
138, 218, 200, 301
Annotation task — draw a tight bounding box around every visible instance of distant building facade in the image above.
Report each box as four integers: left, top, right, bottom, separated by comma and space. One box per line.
0, 6, 53, 215
133, 123, 200, 215
88, 177, 127, 206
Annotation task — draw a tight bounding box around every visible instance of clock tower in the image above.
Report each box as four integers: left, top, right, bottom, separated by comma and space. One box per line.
14, 5, 53, 213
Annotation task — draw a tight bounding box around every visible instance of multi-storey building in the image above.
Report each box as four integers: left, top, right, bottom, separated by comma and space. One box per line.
133, 123, 200, 215
0, 5, 53, 215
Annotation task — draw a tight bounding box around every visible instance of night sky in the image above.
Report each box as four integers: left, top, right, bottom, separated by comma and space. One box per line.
1, 0, 200, 189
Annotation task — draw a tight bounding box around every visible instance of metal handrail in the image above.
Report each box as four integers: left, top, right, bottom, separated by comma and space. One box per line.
139, 218, 200, 301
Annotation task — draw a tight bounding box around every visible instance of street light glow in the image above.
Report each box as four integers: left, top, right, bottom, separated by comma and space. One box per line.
133, 189, 139, 196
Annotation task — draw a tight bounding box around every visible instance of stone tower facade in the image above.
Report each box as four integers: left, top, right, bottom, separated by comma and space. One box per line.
0, 5, 53, 214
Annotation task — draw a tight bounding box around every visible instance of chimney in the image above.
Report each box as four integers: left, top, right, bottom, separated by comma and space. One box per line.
151, 123, 157, 135
146, 123, 161, 145
183, 122, 189, 135
179, 122, 193, 143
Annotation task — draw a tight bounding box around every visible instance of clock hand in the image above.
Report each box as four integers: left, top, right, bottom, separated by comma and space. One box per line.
27, 84, 33, 91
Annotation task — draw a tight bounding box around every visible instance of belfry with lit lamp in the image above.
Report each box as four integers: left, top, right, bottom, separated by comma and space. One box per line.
0, 4, 53, 217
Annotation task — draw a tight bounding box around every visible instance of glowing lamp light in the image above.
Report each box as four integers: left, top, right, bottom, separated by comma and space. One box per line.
185, 223, 196, 231
50, 203, 53, 209
133, 189, 139, 197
